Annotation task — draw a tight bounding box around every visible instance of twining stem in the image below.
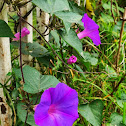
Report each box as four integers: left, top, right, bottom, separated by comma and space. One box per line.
116, 7, 126, 72
123, 102, 126, 124
19, 11, 25, 83
18, 9, 30, 126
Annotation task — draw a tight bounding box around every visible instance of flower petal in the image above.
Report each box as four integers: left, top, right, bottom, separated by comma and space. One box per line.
82, 13, 99, 30
77, 29, 88, 39
49, 83, 79, 117
34, 83, 79, 126
13, 32, 20, 41
13, 27, 30, 41
34, 89, 52, 125
52, 110, 78, 126
88, 30, 101, 46
35, 114, 56, 126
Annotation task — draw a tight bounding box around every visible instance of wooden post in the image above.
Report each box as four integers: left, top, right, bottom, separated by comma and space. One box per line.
36, 8, 49, 42
19, 0, 33, 64
75, 0, 80, 5
0, 1, 12, 126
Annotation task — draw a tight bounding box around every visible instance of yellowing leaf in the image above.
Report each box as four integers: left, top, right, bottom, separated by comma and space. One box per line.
69, 69, 74, 78
86, 0, 95, 17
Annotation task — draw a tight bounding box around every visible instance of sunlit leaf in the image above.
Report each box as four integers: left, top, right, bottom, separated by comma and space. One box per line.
54, 11, 82, 23
32, 0, 70, 14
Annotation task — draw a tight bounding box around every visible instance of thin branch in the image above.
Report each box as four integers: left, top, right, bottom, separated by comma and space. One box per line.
11, 54, 20, 62
19, 10, 25, 83
116, 7, 126, 72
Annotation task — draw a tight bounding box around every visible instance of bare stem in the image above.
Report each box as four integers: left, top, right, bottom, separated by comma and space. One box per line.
18, 9, 30, 126
19, 10, 25, 83
116, 8, 126, 72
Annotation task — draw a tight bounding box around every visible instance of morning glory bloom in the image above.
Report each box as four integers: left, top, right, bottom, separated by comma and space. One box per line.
67, 55, 77, 64
13, 27, 30, 41
77, 13, 101, 46
34, 83, 79, 126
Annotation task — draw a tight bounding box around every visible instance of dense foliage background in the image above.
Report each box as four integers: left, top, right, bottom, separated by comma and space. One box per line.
1, 0, 126, 125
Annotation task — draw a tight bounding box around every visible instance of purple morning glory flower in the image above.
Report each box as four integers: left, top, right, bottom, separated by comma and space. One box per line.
67, 55, 77, 64
77, 13, 101, 46
13, 27, 30, 41
34, 83, 79, 126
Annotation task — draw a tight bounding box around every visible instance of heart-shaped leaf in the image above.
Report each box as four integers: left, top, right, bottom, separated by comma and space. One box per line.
78, 100, 104, 126
14, 66, 60, 94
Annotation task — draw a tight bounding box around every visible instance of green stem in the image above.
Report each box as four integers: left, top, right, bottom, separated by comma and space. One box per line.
123, 102, 126, 124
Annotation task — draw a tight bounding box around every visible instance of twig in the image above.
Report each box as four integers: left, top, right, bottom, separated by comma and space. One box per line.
11, 54, 20, 62
111, 0, 116, 24
116, 8, 126, 72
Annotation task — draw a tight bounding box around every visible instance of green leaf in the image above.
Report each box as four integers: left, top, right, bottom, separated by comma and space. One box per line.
63, 21, 71, 34
32, 0, 70, 14
11, 42, 49, 57
51, 30, 60, 47
75, 65, 86, 79
0, 20, 14, 37
37, 55, 54, 67
12, 89, 19, 100
14, 65, 60, 94
105, 65, 117, 77
117, 92, 126, 108
68, 1, 84, 15
55, 11, 82, 23
58, 29, 98, 65
58, 29, 83, 54
78, 100, 104, 126
101, 13, 114, 23
17, 102, 37, 126
110, 113, 126, 126
81, 52, 98, 65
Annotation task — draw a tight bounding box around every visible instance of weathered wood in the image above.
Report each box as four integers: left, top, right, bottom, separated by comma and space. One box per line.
0, 1, 12, 126
19, 0, 33, 64
36, 8, 49, 41
75, 0, 80, 5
